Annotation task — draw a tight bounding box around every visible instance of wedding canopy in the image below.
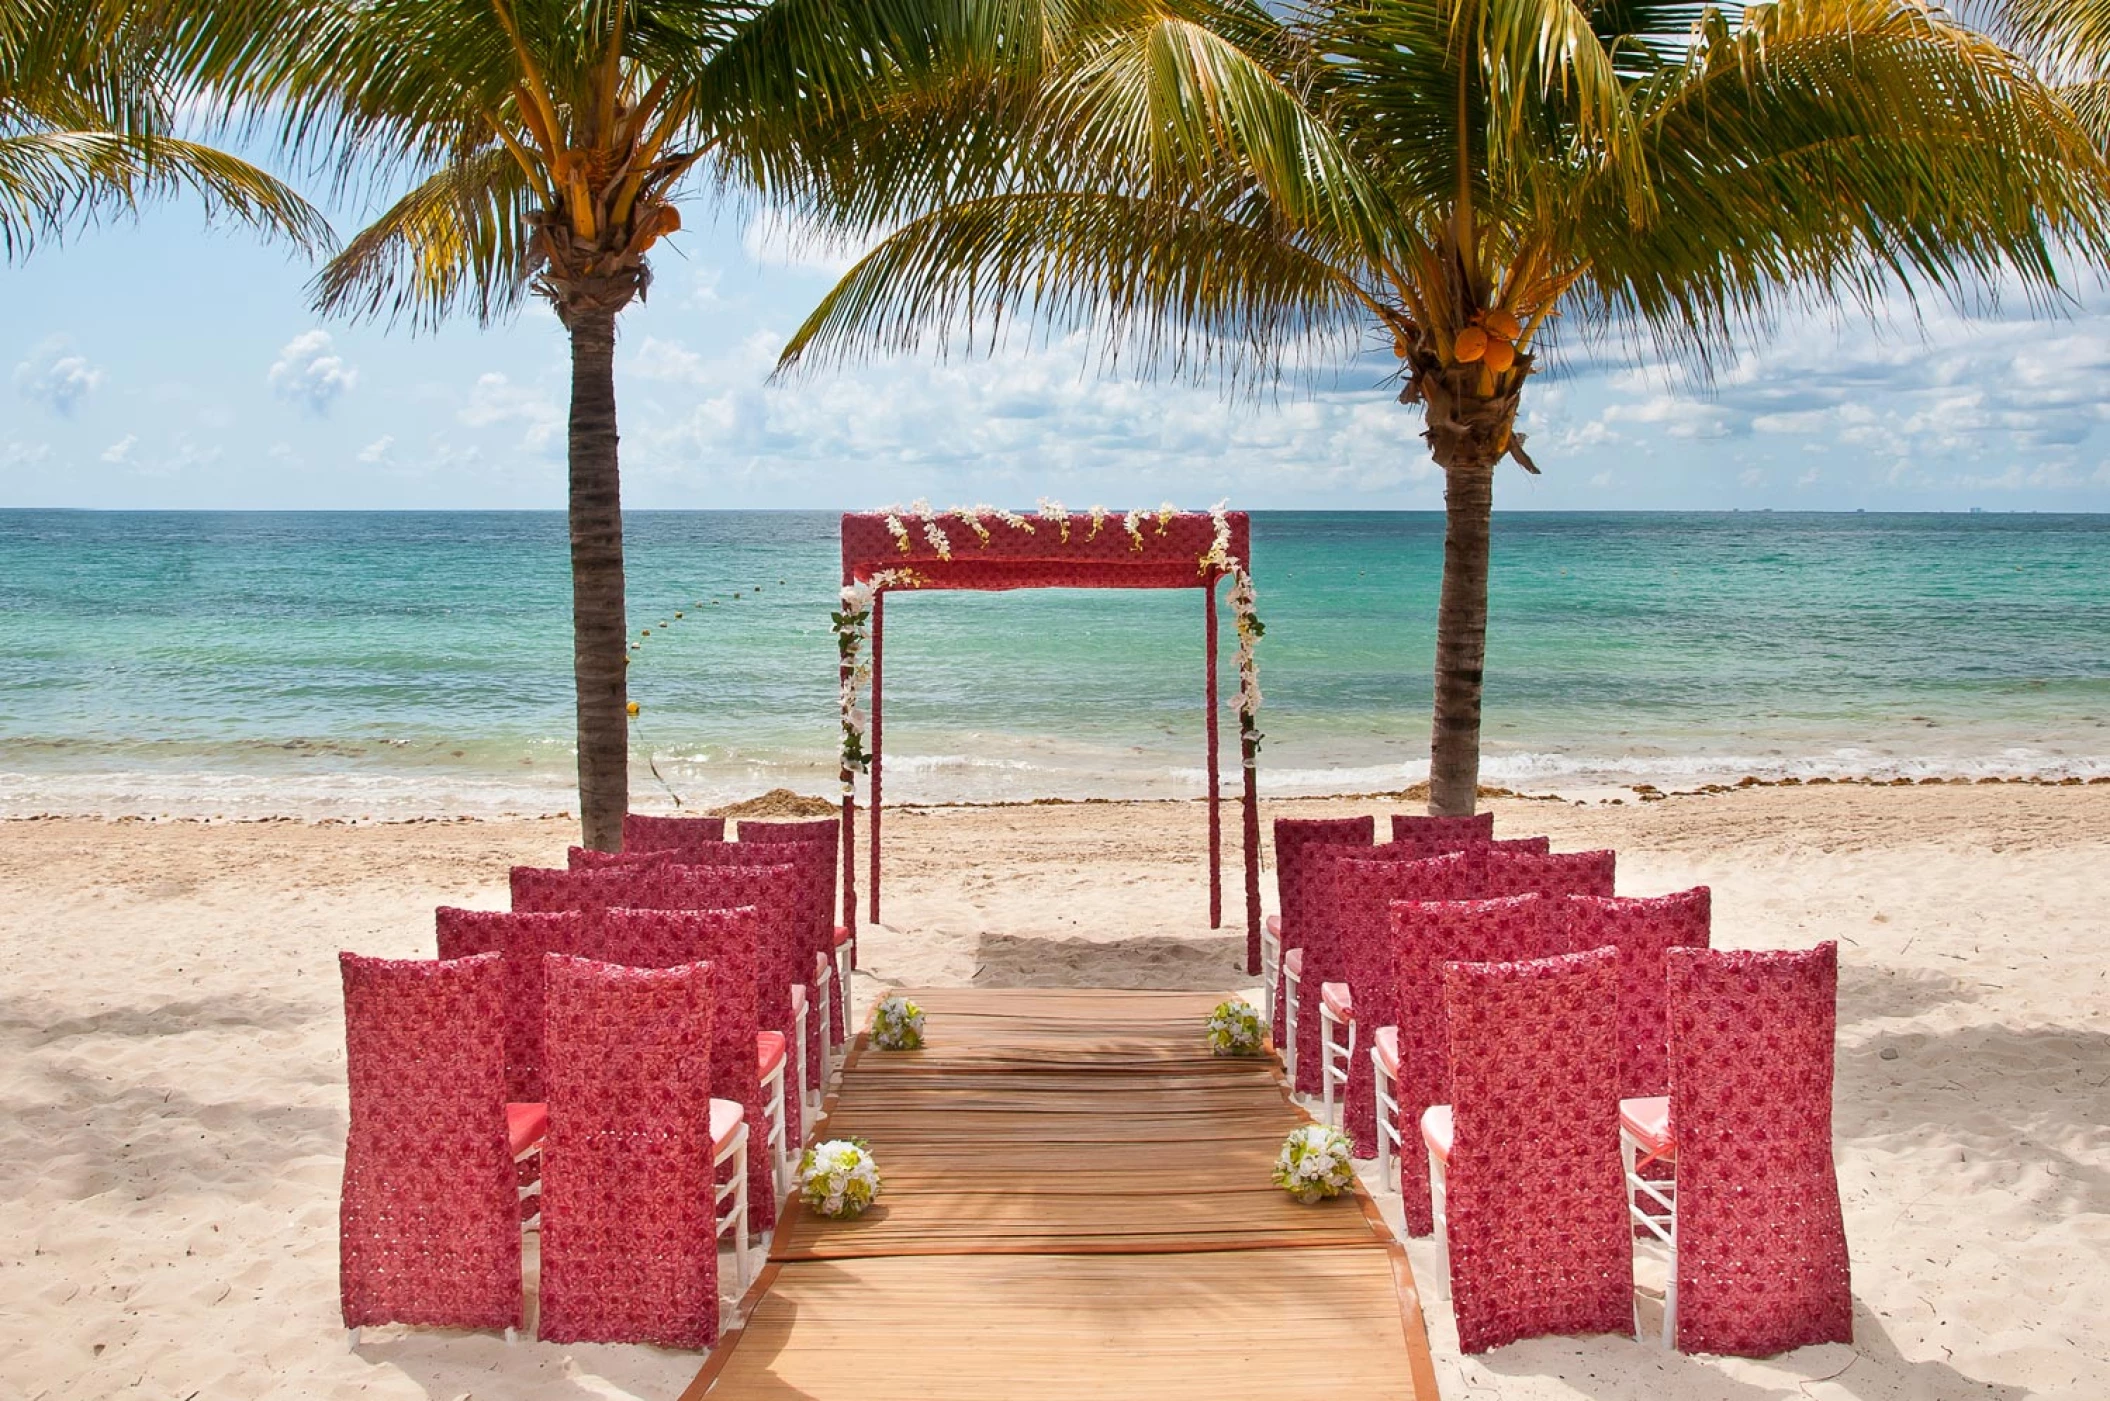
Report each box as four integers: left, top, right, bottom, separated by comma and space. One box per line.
835, 508, 1262, 970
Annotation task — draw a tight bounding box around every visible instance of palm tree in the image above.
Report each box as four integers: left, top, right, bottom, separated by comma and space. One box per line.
1982, 1, 2110, 146
1, 0, 325, 257
169, 0, 919, 849
777, 0, 2108, 814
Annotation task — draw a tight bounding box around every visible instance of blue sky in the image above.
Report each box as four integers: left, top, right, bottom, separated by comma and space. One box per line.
6, 170, 2110, 512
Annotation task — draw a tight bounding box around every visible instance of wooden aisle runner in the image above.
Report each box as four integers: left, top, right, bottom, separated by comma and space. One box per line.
684, 988, 1439, 1400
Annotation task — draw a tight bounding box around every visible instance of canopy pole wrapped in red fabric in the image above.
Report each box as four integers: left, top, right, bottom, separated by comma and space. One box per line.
836, 509, 1263, 969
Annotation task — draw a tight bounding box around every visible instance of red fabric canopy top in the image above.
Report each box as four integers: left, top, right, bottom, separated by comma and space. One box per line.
841, 510, 1251, 591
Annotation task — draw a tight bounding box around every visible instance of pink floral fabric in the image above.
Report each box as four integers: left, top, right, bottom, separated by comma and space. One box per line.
1326, 853, 1479, 1155
1476, 846, 1614, 898
338, 951, 521, 1333
738, 818, 839, 845
580, 907, 773, 1238
434, 908, 586, 1103
1560, 888, 1711, 1098
621, 813, 726, 849
1384, 894, 1562, 1231
1387, 812, 1494, 856
1665, 943, 1851, 1356
1268, 816, 1374, 1073
536, 955, 720, 1349
1439, 946, 1633, 1353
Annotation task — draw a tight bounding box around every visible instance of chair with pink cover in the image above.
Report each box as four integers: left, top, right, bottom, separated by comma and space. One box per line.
511, 864, 657, 914
583, 907, 780, 1230
1631, 943, 1851, 1356
536, 955, 746, 1349
1388, 812, 1494, 856
1267, 816, 1374, 1090
621, 813, 726, 849
338, 951, 522, 1337
1561, 889, 1711, 1098
1478, 846, 1615, 898
1320, 850, 1477, 1145
1376, 894, 1563, 1233
434, 909, 585, 1104
1422, 946, 1633, 1353
741, 818, 852, 1043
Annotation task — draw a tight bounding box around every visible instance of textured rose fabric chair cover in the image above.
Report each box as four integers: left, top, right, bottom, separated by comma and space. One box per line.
510, 864, 656, 914
1269, 816, 1375, 1078
1386, 894, 1563, 1232
568, 845, 675, 869
435, 908, 586, 1103
537, 955, 720, 1349
1388, 812, 1494, 856
738, 817, 840, 844
582, 907, 773, 1237
622, 813, 726, 849
1478, 846, 1615, 898
1441, 946, 1632, 1353
1327, 852, 1477, 1157
1666, 943, 1851, 1356
338, 951, 521, 1332
1562, 888, 1711, 1098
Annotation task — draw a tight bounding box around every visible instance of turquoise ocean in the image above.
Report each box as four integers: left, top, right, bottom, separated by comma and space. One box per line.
3, 509, 2106, 817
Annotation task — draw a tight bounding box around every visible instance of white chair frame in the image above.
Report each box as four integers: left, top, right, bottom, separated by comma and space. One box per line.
1260, 917, 1282, 1027
1621, 1121, 1679, 1348
760, 1043, 791, 1195
1371, 1031, 1402, 1194
1319, 994, 1354, 1128
713, 1111, 751, 1301
1423, 1109, 1452, 1302
1281, 953, 1302, 1090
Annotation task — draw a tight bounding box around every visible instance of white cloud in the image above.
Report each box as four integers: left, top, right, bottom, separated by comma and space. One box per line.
741, 209, 876, 276
1, 440, 52, 467
267, 330, 358, 415
356, 434, 395, 464
458, 371, 562, 452
14, 340, 103, 416
100, 434, 137, 464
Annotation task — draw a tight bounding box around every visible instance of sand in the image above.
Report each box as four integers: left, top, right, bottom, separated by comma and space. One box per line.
2, 786, 2106, 1399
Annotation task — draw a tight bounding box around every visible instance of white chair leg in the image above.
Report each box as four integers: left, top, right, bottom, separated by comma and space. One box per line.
1371, 1046, 1396, 1193
793, 996, 814, 1136
347, 1328, 361, 1347
733, 1134, 750, 1293
1260, 928, 1280, 1027
1282, 967, 1300, 1089
1428, 1146, 1451, 1301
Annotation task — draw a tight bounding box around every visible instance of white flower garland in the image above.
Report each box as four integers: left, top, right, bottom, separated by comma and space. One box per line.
1036, 497, 1070, 542
872, 994, 925, 1050
1200, 500, 1265, 762
798, 1138, 883, 1219
1206, 998, 1265, 1056
1274, 1125, 1356, 1203
834, 568, 924, 786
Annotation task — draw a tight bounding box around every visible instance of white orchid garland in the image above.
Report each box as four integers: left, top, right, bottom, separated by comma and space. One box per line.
1201, 501, 1265, 762
1206, 998, 1265, 1056
872, 994, 925, 1050
798, 1138, 883, 1219
834, 568, 925, 786
1274, 1125, 1356, 1203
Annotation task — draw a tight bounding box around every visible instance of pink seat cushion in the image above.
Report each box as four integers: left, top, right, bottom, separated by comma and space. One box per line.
832, 924, 851, 949
1283, 947, 1305, 978
1420, 1103, 1453, 1163
506, 1101, 549, 1156
791, 984, 808, 1016
1620, 1094, 1673, 1159
757, 1030, 787, 1077
1373, 1025, 1400, 1077
709, 1097, 745, 1153
1266, 913, 1283, 939
1321, 981, 1354, 1020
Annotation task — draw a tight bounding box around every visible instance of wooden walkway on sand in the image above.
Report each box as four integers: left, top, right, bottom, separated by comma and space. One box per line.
684, 988, 1439, 1400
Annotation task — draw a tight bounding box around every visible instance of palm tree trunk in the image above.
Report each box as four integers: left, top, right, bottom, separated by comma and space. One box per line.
566, 307, 628, 850
1427, 459, 1494, 816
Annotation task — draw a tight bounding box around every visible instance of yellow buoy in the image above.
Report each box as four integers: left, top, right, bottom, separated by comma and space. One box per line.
626, 700, 640, 717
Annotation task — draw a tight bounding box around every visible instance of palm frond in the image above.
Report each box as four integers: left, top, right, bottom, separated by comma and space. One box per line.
312, 147, 532, 327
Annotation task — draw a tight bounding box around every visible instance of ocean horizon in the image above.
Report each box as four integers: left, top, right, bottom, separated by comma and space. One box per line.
5, 507, 2106, 817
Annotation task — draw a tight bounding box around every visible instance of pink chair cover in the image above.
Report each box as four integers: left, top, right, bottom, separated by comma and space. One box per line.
510, 864, 656, 913
1666, 943, 1852, 1356
1440, 945, 1633, 1352
1326, 852, 1477, 1157
568, 845, 675, 869
434, 908, 585, 1103
581, 907, 772, 1237
738, 817, 840, 844
1561, 888, 1711, 1098
1385, 894, 1563, 1232
1478, 846, 1614, 898
536, 955, 720, 1349
338, 951, 521, 1332
1269, 816, 1375, 1077
621, 813, 726, 849
1388, 811, 1494, 856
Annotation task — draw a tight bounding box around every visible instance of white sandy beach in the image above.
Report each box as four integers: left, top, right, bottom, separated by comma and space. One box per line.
2, 785, 2106, 1398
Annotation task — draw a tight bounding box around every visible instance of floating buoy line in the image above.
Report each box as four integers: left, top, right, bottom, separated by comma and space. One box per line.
623, 577, 791, 808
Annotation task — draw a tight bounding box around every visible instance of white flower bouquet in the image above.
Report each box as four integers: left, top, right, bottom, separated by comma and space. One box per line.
871, 994, 925, 1050
798, 1138, 883, 1219
1205, 998, 1266, 1057
1274, 1125, 1356, 1203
